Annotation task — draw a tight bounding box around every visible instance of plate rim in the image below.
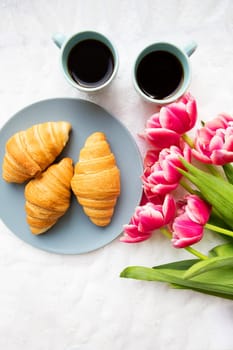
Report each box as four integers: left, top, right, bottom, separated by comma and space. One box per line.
0, 97, 143, 254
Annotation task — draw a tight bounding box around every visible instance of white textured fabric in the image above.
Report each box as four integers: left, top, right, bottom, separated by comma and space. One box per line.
1, 1, 233, 349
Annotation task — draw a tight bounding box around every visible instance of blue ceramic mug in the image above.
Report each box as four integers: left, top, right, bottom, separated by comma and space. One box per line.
52, 31, 119, 93
133, 41, 197, 105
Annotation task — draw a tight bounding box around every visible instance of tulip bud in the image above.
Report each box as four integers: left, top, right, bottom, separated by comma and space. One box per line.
171, 195, 211, 248
120, 195, 176, 243
192, 113, 233, 165
160, 92, 197, 134
142, 145, 190, 200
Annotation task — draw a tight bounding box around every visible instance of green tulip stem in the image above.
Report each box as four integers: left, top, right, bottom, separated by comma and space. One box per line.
184, 246, 208, 260
160, 227, 173, 240
205, 223, 233, 238
182, 133, 195, 148
160, 227, 208, 260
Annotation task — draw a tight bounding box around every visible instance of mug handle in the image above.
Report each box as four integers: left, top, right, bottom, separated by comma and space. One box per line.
183, 40, 197, 57
52, 32, 67, 49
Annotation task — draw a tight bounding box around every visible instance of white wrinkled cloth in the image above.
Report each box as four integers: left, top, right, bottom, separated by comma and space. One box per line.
0, 1, 233, 349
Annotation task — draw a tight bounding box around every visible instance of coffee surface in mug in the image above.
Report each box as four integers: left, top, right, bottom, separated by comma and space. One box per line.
136, 50, 184, 100
67, 39, 114, 88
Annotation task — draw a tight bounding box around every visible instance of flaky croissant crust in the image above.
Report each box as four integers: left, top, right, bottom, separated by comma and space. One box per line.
2, 121, 71, 183
71, 132, 120, 226
25, 157, 74, 234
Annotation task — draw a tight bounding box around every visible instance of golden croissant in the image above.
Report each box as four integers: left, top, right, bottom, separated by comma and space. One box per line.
2, 121, 71, 183
71, 132, 121, 227
25, 157, 74, 234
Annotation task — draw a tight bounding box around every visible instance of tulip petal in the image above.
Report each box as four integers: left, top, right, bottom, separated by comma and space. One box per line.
209, 134, 224, 151
162, 194, 176, 224
159, 93, 197, 134
123, 224, 142, 238
173, 214, 203, 236
205, 113, 232, 130
143, 149, 160, 168
192, 149, 212, 164
160, 105, 189, 134
172, 215, 204, 248
186, 99, 197, 129
120, 233, 152, 243
224, 133, 233, 150
146, 113, 161, 128
211, 149, 233, 165
172, 233, 203, 248
145, 128, 180, 149
185, 195, 211, 225
193, 114, 233, 165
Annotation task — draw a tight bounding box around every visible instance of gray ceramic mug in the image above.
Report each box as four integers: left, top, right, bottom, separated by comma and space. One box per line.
52, 31, 119, 93
133, 40, 197, 105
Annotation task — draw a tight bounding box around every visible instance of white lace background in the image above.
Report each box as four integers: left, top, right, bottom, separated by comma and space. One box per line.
0, 1, 233, 349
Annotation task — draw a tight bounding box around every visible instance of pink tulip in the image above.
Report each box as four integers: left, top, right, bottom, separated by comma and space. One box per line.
171, 195, 211, 248
185, 194, 211, 225
143, 149, 160, 169
142, 145, 191, 200
143, 93, 197, 150
146, 112, 161, 128
159, 92, 197, 134
144, 113, 181, 150
159, 93, 197, 135
171, 213, 204, 248
120, 194, 176, 243
192, 113, 233, 165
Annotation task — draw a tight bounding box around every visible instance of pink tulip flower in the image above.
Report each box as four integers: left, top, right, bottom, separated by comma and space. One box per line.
143, 149, 160, 169
142, 145, 191, 200
144, 113, 181, 150
143, 93, 197, 150
120, 194, 176, 243
171, 195, 211, 248
192, 113, 233, 165
185, 194, 211, 225
159, 92, 197, 134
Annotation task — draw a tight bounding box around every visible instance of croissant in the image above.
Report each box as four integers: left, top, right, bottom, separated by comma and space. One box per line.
71, 132, 121, 227
2, 121, 71, 183
25, 157, 74, 234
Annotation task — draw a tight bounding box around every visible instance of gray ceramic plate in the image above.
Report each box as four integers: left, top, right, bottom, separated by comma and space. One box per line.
0, 98, 143, 254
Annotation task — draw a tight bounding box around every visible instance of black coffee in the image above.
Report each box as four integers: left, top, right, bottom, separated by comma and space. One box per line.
67, 39, 114, 88
136, 50, 184, 100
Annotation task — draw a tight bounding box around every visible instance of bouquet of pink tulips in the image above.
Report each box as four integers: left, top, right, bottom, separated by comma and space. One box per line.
120, 93, 233, 300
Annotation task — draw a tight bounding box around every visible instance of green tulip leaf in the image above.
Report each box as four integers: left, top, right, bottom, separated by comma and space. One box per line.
120, 261, 233, 300
152, 259, 198, 270
184, 256, 233, 279
170, 282, 233, 300
178, 159, 233, 229
208, 211, 233, 231
209, 243, 233, 257
223, 163, 233, 185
